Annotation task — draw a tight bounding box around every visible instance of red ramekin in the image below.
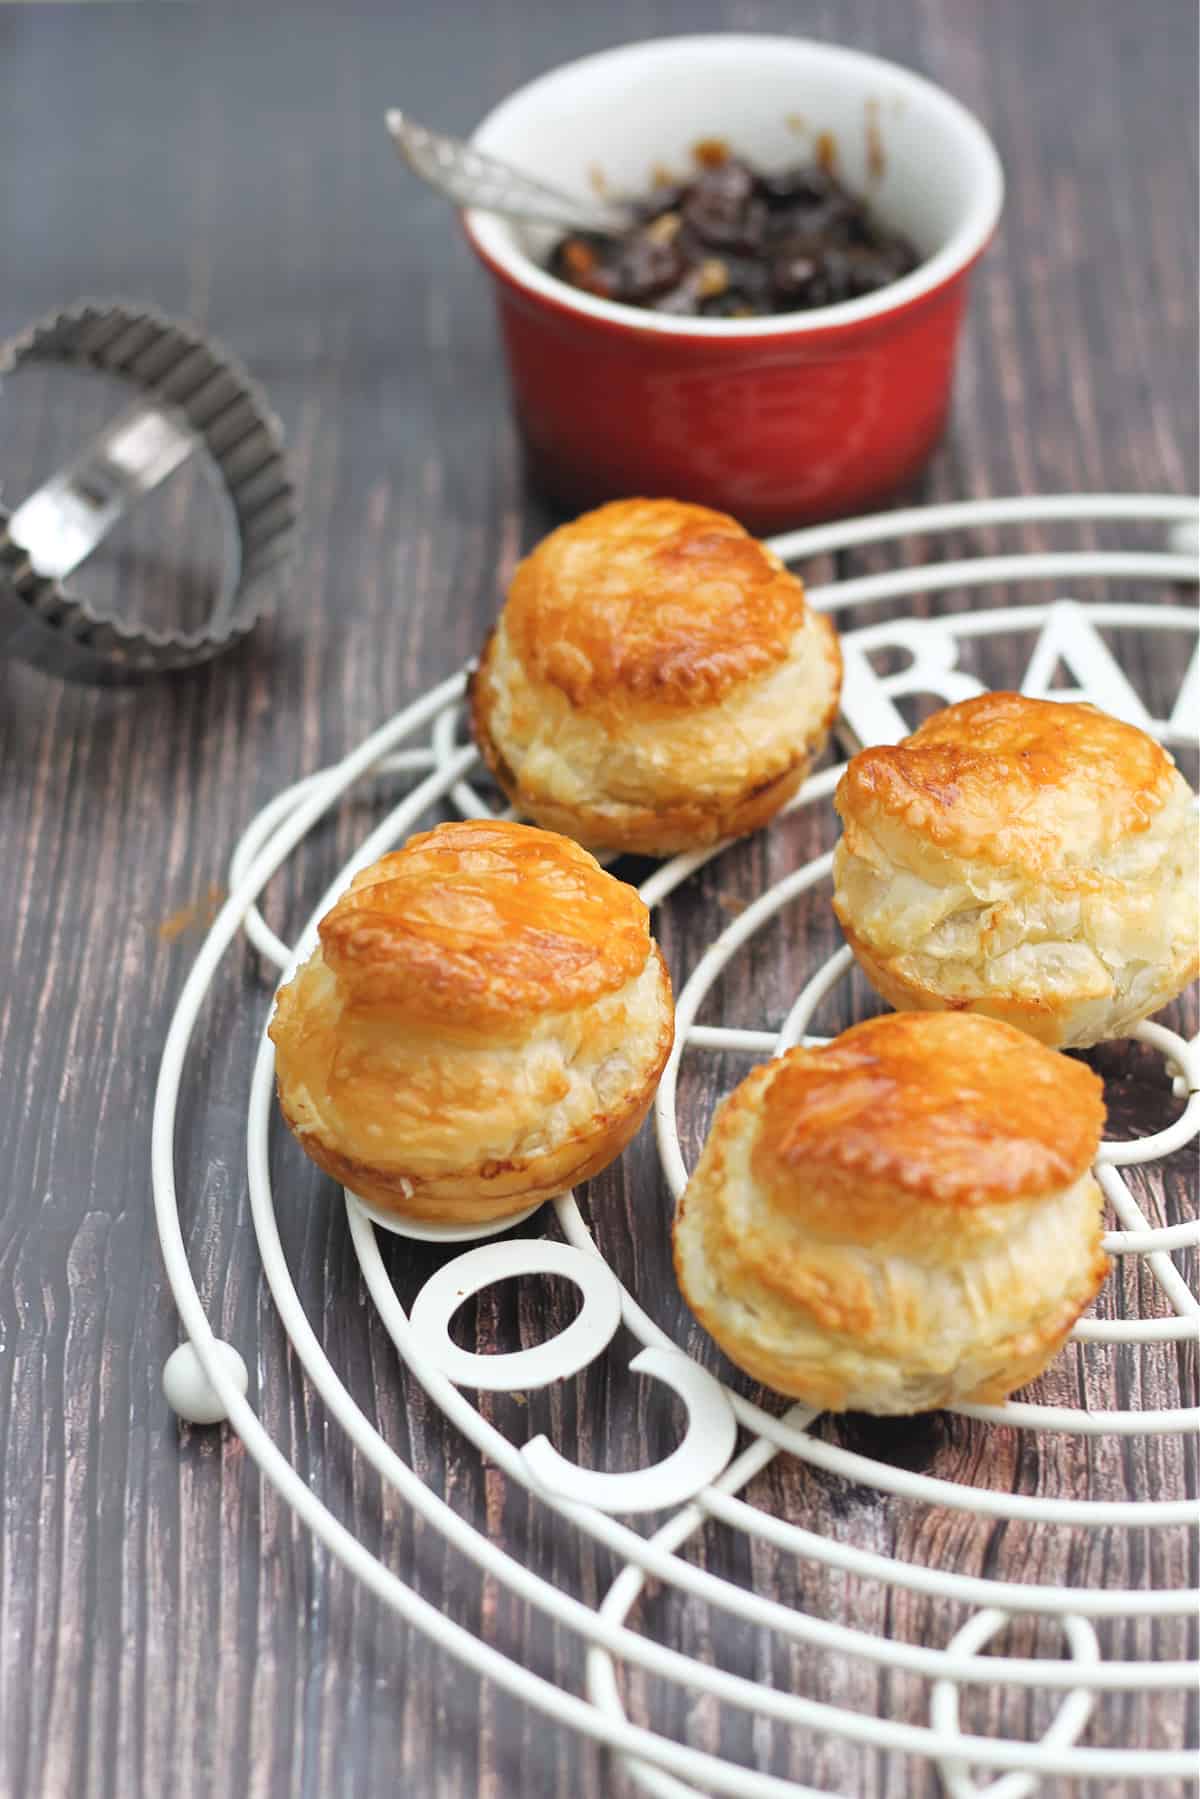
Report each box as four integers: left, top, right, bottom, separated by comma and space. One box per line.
464, 35, 1004, 533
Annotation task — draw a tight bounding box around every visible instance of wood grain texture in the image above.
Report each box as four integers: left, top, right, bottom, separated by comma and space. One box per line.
0, 2, 1195, 1796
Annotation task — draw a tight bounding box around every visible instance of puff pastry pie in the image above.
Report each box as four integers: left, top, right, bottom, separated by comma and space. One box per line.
833, 693, 1199, 1047
269, 819, 674, 1223
470, 497, 842, 856
673, 1011, 1109, 1413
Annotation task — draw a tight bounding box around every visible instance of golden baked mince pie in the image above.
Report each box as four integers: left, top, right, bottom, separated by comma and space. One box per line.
269, 819, 674, 1225
833, 693, 1199, 1047
673, 1011, 1109, 1414
470, 497, 843, 857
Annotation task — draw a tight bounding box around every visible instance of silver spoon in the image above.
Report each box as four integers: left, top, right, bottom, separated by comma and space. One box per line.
385, 110, 637, 236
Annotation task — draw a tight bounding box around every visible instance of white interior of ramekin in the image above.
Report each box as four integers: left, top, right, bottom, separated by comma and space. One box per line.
466, 34, 1004, 336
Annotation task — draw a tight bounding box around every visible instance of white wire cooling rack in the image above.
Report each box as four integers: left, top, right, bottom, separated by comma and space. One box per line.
153, 494, 1200, 1797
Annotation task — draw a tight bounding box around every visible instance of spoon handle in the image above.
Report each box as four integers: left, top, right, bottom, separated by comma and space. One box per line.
386, 111, 634, 236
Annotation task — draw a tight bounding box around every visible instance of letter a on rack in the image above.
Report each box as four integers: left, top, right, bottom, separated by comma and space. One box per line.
1020, 600, 1155, 728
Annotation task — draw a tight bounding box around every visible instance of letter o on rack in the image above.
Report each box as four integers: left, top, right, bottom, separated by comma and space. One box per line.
408, 1238, 624, 1391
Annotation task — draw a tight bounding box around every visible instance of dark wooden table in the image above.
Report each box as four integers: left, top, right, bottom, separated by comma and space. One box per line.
1, 4, 1196, 1795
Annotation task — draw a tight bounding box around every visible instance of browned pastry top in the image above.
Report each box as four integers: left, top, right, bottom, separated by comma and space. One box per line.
504, 497, 812, 716
318, 818, 651, 1032
753, 1010, 1106, 1218
836, 692, 1176, 871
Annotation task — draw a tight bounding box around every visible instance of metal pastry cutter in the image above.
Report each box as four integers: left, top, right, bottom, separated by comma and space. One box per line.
0, 301, 295, 682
